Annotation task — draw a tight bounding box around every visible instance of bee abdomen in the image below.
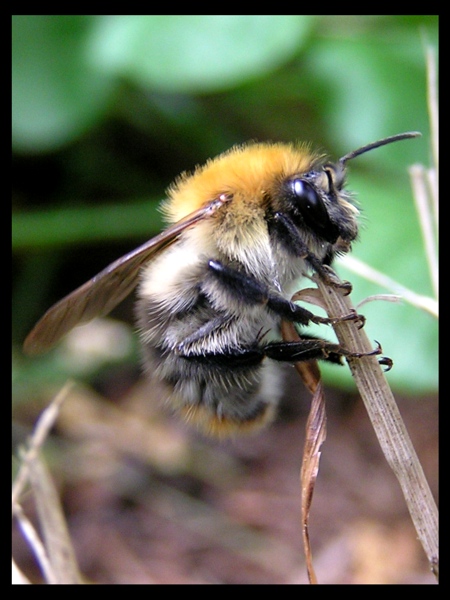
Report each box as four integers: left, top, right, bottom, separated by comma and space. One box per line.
143, 343, 281, 436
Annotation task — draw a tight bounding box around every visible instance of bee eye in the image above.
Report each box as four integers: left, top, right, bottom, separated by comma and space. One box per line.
290, 179, 329, 230
283, 178, 340, 244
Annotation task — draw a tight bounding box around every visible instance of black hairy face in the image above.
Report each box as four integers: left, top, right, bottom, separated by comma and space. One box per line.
271, 162, 358, 247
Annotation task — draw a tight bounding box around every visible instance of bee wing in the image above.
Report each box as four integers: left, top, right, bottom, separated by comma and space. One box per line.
23, 196, 229, 355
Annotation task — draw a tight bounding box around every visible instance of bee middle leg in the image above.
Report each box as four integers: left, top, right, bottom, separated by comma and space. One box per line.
207, 259, 363, 328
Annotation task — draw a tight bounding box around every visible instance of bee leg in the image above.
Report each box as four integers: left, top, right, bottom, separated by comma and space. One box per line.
180, 346, 265, 368
263, 338, 383, 365
267, 293, 364, 328
180, 338, 385, 369
378, 355, 394, 372
271, 212, 353, 293
207, 259, 361, 328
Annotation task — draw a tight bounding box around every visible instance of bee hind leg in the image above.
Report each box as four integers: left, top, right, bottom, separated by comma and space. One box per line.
263, 338, 383, 365
180, 346, 265, 368
180, 337, 385, 368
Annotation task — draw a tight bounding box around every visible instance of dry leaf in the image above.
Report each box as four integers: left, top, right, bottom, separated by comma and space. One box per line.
281, 320, 326, 584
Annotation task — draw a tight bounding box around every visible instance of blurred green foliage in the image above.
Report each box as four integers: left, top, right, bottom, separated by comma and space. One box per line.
12, 15, 438, 396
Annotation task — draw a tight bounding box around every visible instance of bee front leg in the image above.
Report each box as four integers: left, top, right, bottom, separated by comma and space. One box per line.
271, 212, 353, 294
207, 259, 361, 328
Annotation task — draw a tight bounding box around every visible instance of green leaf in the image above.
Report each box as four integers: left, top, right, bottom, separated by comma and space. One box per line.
89, 15, 314, 92
12, 16, 114, 152
304, 33, 434, 165
12, 199, 163, 250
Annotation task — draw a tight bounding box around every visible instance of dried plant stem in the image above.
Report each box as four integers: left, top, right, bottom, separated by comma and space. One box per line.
338, 254, 438, 317
12, 381, 74, 508
12, 382, 83, 584
425, 45, 438, 184
315, 273, 439, 580
409, 164, 438, 299
281, 321, 327, 584
300, 378, 326, 585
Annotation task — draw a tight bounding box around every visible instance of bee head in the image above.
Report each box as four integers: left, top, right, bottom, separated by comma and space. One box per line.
274, 131, 421, 247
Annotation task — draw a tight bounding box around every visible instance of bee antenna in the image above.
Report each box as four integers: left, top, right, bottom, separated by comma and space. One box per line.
339, 131, 421, 165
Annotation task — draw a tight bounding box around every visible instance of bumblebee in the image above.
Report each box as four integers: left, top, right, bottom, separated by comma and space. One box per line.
24, 132, 420, 436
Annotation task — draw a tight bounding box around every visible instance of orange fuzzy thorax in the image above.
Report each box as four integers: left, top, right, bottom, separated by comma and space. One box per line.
163, 142, 320, 223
